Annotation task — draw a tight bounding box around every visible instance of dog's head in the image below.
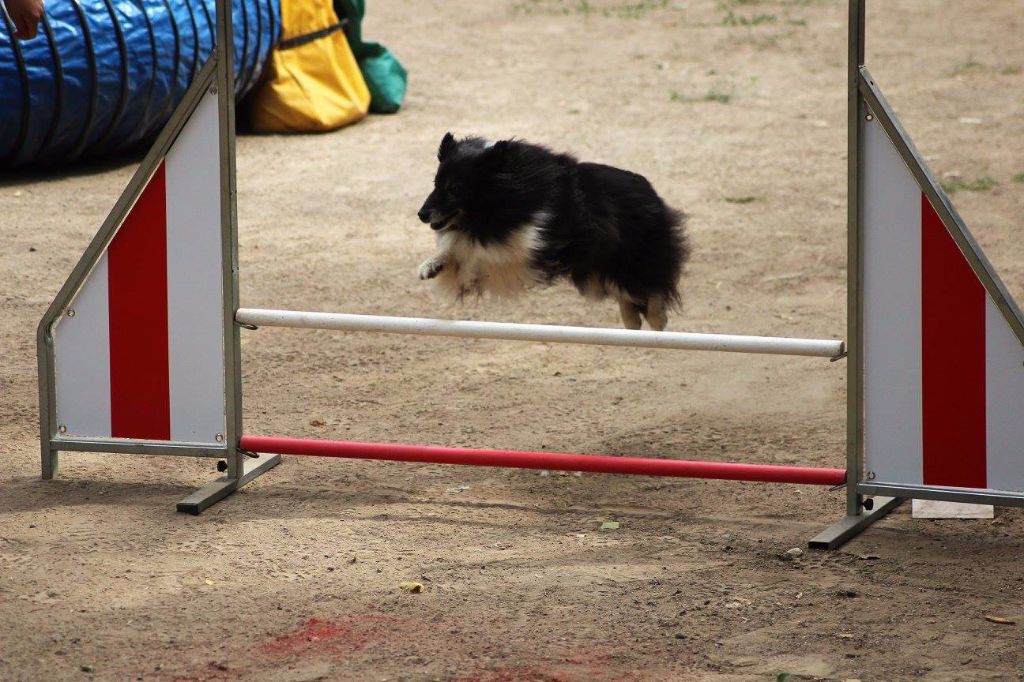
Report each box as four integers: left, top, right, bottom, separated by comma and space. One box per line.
417, 132, 512, 234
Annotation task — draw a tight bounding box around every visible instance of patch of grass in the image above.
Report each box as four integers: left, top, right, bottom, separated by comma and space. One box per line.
713, 0, 808, 32
1002, 64, 1023, 75
736, 32, 784, 50
1012, 172, 1024, 184
615, 0, 669, 18
721, 8, 777, 26
941, 176, 998, 194
950, 54, 985, 76
724, 196, 761, 204
704, 84, 734, 103
670, 83, 735, 104
720, 0, 815, 6
511, 0, 668, 18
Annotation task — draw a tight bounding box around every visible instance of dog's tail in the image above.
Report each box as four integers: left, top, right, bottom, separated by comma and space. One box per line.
662, 206, 690, 311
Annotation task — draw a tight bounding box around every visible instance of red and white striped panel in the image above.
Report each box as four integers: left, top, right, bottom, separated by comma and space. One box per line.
863, 115, 1024, 494
53, 90, 226, 445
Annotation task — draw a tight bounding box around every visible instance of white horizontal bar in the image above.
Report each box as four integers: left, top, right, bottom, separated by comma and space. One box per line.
236, 309, 845, 358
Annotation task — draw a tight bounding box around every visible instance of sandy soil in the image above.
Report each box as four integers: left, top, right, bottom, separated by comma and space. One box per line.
2, 1, 1024, 680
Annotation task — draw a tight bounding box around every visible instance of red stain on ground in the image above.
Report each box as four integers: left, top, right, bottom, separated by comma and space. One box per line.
261, 615, 395, 658
169, 615, 644, 681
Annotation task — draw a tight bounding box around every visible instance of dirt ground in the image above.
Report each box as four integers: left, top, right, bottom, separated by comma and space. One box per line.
2, 1, 1024, 680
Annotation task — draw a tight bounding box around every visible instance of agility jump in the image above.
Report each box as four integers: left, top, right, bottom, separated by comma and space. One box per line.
38, 0, 1024, 549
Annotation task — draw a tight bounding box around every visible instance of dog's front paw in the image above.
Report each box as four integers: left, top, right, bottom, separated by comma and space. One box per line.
418, 258, 445, 280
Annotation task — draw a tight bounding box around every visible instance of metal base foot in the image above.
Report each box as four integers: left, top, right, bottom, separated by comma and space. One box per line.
808, 496, 904, 550
176, 453, 282, 514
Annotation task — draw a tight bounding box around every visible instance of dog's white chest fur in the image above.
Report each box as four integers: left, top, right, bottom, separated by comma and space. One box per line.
422, 221, 546, 299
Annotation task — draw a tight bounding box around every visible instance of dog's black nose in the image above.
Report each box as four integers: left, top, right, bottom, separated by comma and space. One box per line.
417, 208, 431, 223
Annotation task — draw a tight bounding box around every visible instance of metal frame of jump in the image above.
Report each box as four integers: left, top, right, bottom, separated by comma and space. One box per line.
37, 1, 1024, 549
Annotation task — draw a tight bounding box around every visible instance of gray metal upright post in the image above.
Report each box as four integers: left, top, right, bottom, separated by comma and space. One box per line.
215, 0, 244, 483
38, 331, 57, 479
808, 0, 904, 549
175, 0, 281, 513
846, 0, 866, 525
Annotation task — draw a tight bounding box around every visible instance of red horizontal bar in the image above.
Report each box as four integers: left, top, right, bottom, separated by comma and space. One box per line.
240, 435, 846, 486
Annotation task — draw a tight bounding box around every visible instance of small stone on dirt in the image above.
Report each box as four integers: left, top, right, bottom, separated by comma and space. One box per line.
599, 521, 620, 531
400, 581, 424, 593
984, 615, 1015, 625
81, 665, 94, 673
783, 547, 804, 559
857, 554, 880, 560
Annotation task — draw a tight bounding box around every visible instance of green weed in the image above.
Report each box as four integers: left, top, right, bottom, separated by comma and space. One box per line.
512, 0, 668, 18
670, 83, 735, 104
941, 176, 997, 194
951, 55, 985, 76
721, 8, 777, 26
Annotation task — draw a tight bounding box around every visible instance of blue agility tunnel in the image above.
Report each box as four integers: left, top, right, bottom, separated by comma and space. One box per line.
0, 0, 280, 167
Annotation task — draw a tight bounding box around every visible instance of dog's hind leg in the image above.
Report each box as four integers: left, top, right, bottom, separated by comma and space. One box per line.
617, 298, 643, 330
643, 294, 668, 331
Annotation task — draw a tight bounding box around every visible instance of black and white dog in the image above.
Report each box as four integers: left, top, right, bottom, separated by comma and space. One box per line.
416, 133, 689, 330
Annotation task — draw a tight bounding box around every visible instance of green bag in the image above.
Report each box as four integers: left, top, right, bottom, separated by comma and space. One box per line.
335, 0, 408, 113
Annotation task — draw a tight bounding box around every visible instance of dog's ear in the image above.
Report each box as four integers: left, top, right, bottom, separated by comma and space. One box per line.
481, 140, 510, 169
438, 132, 457, 161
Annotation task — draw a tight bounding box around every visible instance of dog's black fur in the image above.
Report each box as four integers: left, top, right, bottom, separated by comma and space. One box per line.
417, 133, 689, 330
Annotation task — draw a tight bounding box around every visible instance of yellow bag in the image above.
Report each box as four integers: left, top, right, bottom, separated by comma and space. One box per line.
247, 0, 370, 132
